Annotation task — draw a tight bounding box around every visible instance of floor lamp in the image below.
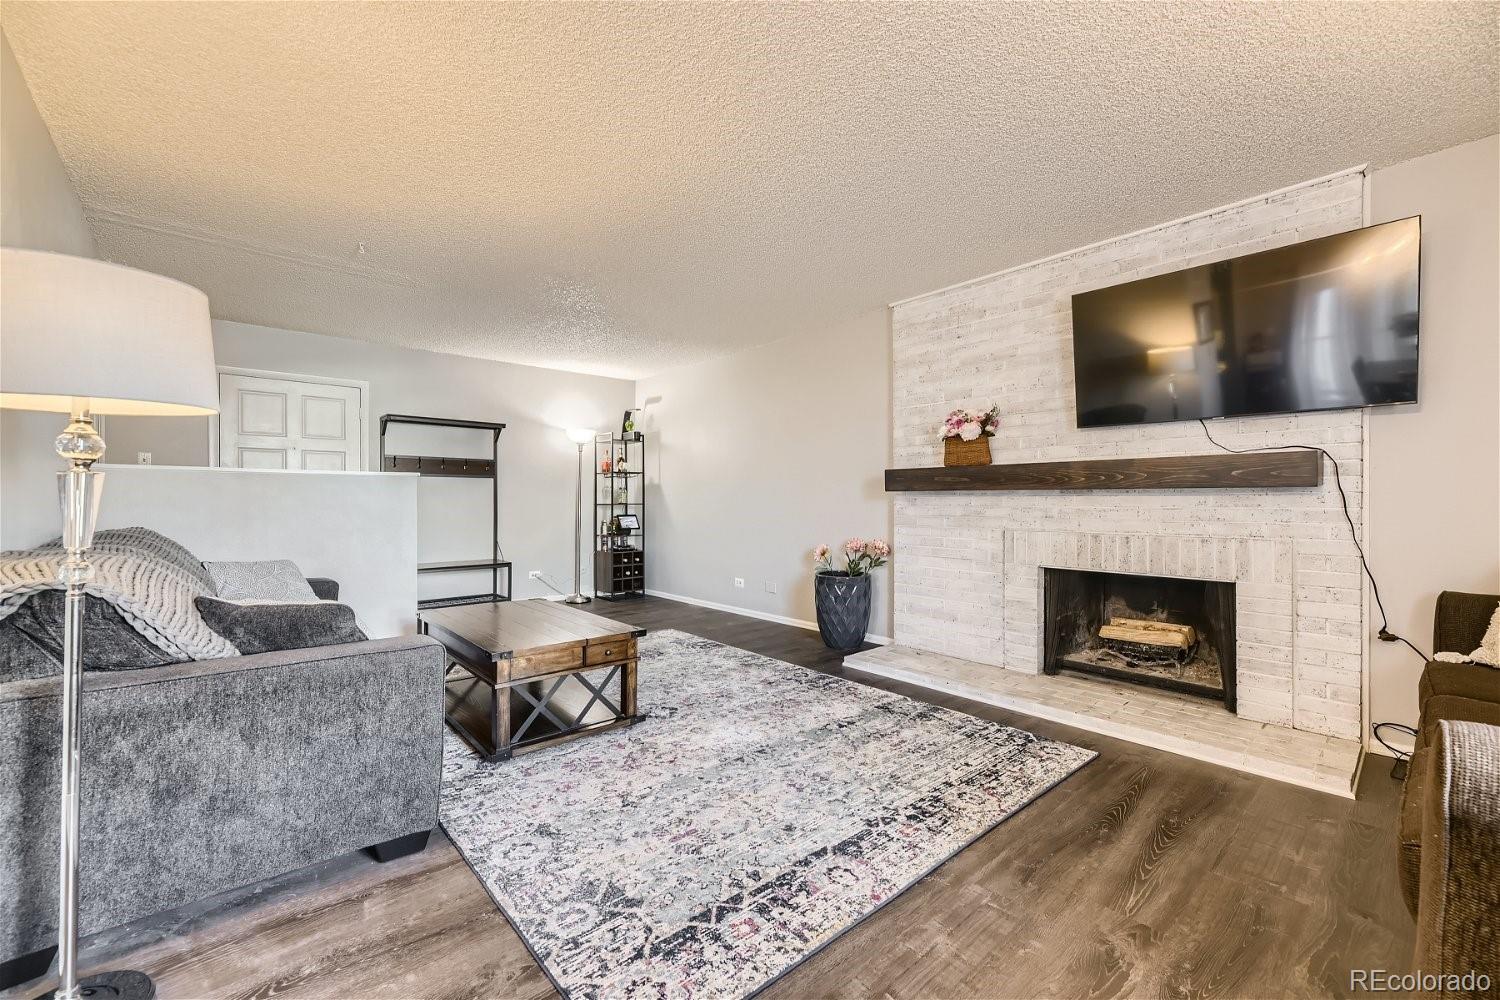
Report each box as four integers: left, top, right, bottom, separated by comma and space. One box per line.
0, 249, 219, 1000
564, 427, 595, 604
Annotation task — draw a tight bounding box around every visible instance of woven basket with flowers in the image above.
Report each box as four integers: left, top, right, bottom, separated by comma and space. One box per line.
941, 405, 1000, 466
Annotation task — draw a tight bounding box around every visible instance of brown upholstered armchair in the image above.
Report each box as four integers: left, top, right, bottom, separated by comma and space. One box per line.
1398, 591, 1499, 995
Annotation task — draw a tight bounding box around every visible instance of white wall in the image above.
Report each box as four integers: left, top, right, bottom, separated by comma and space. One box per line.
0, 465, 419, 638
635, 309, 894, 639
0, 27, 103, 529
0, 31, 93, 257
102, 321, 636, 604
1367, 135, 1500, 748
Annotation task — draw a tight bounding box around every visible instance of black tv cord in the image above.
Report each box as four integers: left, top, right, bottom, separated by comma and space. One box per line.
1196, 419, 1431, 780
1196, 418, 1428, 661
1372, 722, 1419, 780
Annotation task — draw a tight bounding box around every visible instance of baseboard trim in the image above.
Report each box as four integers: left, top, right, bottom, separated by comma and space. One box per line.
645, 589, 892, 646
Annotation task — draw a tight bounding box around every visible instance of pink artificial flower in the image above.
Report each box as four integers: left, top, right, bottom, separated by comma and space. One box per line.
844, 537, 866, 554
943, 407, 1002, 439
812, 544, 830, 562
866, 539, 891, 558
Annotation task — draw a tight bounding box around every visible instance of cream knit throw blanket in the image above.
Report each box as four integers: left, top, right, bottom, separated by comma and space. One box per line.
0, 527, 236, 661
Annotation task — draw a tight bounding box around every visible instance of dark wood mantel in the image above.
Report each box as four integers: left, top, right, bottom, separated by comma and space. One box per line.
885, 451, 1322, 492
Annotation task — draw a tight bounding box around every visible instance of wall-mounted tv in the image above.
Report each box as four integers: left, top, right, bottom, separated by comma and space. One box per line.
1070, 217, 1420, 428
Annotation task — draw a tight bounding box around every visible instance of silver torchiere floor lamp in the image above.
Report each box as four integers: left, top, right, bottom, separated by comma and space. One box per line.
0, 249, 219, 1000
564, 427, 596, 604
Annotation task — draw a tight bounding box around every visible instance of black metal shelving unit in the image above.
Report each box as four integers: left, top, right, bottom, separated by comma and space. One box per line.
380, 414, 512, 610
592, 432, 645, 600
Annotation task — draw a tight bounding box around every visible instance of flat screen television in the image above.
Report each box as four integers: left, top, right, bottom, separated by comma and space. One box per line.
1070, 217, 1420, 428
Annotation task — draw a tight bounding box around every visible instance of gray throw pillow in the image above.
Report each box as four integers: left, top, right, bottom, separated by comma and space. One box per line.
0, 591, 177, 682
195, 597, 368, 655
204, 560, 318, 602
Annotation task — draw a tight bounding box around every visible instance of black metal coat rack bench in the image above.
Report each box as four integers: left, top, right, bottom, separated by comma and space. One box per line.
379, 413, 512, 610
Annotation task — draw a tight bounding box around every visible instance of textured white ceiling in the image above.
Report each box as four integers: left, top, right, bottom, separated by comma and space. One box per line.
4, 2, 1496, 379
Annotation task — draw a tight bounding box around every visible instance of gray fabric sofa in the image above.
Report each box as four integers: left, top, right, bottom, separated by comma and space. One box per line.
0, 586, 446, 989
1397, 591, 1500, 996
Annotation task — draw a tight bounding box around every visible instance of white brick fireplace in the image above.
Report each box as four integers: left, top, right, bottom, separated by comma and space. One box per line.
1004, 530, 1293, 716
853, 169, 1372, 791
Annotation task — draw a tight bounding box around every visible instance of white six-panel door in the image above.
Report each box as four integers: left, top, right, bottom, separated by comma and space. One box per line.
217, 372, 365, 471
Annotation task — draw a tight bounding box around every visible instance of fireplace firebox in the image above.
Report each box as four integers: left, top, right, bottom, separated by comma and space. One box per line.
1043, 567, 1235, 711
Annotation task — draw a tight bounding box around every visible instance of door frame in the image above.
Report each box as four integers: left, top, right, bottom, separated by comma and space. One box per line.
209, 366, 372, 471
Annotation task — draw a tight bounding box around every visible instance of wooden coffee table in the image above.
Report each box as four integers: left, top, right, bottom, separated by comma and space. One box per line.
418, 599, 646, 762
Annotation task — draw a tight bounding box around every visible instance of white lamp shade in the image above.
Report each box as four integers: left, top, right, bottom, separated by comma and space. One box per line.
566, 427, 596, 444
1, 248, 218, 415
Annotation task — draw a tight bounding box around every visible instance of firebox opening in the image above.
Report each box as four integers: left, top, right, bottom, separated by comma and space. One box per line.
1043, 567, 1236, 712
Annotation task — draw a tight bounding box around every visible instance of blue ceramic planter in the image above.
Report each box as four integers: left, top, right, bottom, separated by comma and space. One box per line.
815, 571, 872, 652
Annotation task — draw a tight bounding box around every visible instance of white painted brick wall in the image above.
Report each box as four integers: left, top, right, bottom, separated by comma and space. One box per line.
891, 171, 1367, 740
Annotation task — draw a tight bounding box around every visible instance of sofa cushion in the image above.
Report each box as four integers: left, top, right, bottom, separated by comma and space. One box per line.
195, 597, 367, 655
1418, 695, 1500, 742
1414, 721, 1500, 988
204, 560, 318, 602
1399, 737, 1428, 916
1420, 660, 1500, 706
1467, 604, 1500, 666
0, 591, 177, 683
1433, 592, 1500, 661
307, 578, 340, 602
1398, 695, 1500, 916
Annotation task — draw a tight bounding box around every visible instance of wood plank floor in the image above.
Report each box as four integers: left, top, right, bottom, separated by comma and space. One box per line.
8, 596, 1414, 1000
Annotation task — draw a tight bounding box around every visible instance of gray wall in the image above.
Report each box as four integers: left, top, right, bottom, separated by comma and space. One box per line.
104, 321, 636, 604
635, 308, 894, 638
1367, 135, 1500, 745
0, 28, 101, 535
0, 31, 94, 257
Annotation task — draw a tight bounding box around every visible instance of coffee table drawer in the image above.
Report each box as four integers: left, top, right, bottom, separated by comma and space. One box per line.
586, 637, 637, 666
509, 646, 585, 681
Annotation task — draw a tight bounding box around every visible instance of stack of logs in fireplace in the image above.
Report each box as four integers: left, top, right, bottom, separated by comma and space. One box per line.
1096, 617, 1199, 665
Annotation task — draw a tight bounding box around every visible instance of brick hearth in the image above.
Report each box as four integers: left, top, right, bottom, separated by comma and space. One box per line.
843, 643, 1363, 797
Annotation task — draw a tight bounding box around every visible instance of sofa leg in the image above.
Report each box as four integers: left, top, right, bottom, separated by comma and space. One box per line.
366, 829, 431, 863
0, 944, 57, 991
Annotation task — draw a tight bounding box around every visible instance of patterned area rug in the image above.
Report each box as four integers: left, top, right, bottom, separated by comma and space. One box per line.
440, 629, 1095, 999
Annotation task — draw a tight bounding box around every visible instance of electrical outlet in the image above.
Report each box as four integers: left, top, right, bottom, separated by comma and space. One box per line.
764, 580, 778, 594
528, 570, 544, 580
136, 452, 152, 465
733, 577, 745, 589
